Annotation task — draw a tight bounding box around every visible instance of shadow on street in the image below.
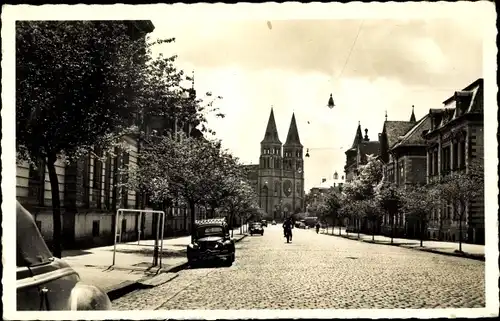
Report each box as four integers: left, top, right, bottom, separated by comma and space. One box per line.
62, 249, 93, 257
109, 248, 187, 257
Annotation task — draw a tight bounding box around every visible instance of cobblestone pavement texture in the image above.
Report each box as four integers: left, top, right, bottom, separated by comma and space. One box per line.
112, 226, 485, 310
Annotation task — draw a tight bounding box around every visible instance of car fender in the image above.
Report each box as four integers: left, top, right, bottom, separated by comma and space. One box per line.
67, 282, 112, 310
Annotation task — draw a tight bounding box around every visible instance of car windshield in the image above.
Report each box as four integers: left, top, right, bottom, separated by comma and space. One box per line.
252, 223, 262, 227
17, 202, 53, 267
197, 226, 224, 238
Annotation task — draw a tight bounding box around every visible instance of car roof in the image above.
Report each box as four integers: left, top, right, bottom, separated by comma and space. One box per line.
17, 201, 54, 266
195, 219, 227, 227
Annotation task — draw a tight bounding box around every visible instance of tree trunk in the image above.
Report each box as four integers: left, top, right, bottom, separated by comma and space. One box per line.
357, 218, 360, 238
339, 219, 342, 236
372, 219, 375, 241
47, 153, 62, 258
420, 216, 424, 247
189, 201, 196, 243
458, 209, 463, 252
391, 214, 394, 244
229, 210, 234, 237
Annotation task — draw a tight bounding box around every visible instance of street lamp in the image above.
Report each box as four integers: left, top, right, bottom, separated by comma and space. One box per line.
305, 147, 344, 158
327, 93, 335, 109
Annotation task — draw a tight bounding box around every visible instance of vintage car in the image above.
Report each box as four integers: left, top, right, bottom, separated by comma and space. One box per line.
249, 222, 264, 236
187, 219, 235, 266
271, 220, 277, 225
261, 220, 268, 227
16, 201, 112, 311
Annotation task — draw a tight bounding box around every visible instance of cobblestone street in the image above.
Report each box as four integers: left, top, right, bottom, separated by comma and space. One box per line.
112, 226, 485, 310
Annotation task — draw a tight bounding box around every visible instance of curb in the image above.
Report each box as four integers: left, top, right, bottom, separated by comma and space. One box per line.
108, 234, 248, 300
322, 232, 485, 262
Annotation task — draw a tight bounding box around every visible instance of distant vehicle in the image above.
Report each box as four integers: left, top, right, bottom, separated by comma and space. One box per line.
16, 201, 112, 311
298, 221, 306, 229
271, 220, 277, 225
249, 222, 264, 236
187, 219, 235, 266
303, 217, 318, 228
261, 220, 268, 227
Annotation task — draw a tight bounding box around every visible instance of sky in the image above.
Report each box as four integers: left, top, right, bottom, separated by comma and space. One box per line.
147, 5, 486, 192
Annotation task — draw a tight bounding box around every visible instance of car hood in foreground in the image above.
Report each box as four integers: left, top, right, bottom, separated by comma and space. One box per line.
196, 236, 224, 243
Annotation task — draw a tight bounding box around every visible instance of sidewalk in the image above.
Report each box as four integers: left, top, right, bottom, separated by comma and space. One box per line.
319, 227, 484, 261
62, 228, 247, 299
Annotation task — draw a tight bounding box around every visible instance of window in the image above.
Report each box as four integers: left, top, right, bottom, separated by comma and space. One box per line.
28, 159, 45, 205
441, 146, 451, 173
459, 140, 466, 169
104, 152, 112, 209
92, 220, 100, 237
121, 219, 127, 235
82, 154, 91, 208
93, 148, 103, 209
121, 151, 130, 208
452, 142, 458, 170
429, 152, 433, 176
433, 150, 438, 175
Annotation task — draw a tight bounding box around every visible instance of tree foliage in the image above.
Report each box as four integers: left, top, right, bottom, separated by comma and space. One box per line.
16, 21, 224, 255
435, 157, 484, 250
400, 183, 441, 246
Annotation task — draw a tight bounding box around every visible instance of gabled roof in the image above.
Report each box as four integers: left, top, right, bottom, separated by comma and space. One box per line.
392, 114, 431, 149
261, 108, 281, 144
383, 121, 415, 149
284, 113, 303, 147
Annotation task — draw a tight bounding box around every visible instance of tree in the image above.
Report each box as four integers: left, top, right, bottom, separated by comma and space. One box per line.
362, 198, 383, 241
342, 155, 384, 235
376, 183, 403, 244
323, 189, 342, 235
202, 158, 246, 218
400, 184, 441, 247
16, 21, 154, 257
436, 158, 484, 252
222, 181, 259, 237
17, 21, 224, 257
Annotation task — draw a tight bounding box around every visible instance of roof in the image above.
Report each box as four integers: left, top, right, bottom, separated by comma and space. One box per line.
350, 123, 363, 149
358, 141, 381, 157
195, 218, 227, 226
391, 114, 431, 149
284, 113, 303, 147
383, 121, 415, 148
261, 108, 282, 144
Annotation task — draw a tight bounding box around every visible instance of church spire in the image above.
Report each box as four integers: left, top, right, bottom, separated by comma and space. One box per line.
350, 121, 363, 149
261, 107, 281, 144
284, 112, 302, 147
410, 105, 416, 122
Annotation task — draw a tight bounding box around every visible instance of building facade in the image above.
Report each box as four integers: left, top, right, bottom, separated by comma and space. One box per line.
424, 78, 484, 244
380, 109, 430, 238
246, 109, 305, 221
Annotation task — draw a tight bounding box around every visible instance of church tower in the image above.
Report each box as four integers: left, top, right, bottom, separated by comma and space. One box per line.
258, 108, 283, 219
282, 113, 304, 217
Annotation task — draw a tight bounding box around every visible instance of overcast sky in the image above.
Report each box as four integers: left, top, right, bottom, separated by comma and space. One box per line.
148, 5, 486, 192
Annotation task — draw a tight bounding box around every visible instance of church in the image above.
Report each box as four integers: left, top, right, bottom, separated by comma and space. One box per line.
244, 108, 305, 221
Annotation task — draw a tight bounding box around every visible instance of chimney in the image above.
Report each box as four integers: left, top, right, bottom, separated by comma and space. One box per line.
364, 128, 369, 141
